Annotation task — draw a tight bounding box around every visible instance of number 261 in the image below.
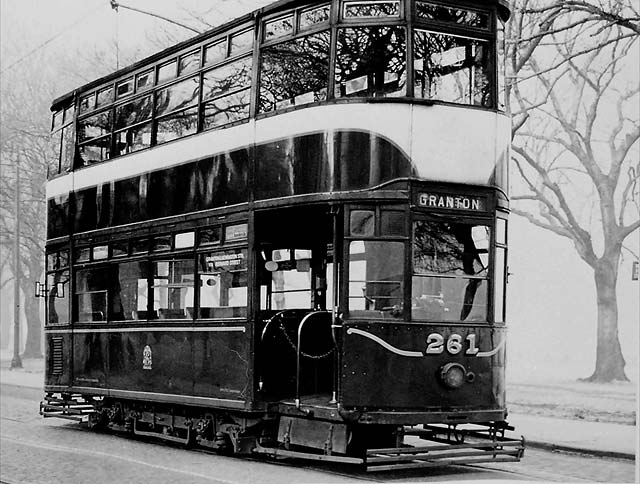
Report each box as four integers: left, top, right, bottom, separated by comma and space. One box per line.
425, 333, 479, 355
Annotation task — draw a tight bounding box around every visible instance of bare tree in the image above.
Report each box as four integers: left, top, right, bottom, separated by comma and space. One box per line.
508, 0, 639, 381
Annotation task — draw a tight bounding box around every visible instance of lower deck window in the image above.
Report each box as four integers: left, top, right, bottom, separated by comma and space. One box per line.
412, 221, 489, 321
199, 249, 247, 318
152, 259, 195, 319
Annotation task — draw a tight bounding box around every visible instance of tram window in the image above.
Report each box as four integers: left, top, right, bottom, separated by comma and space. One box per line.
79, 93, 95, 114
47, 195, 70, 239
343, 1, 400, 18
75, 247, 91, 263
136, 70, 153, 92
131, 238, 149, 254
78, 111, 111, 142
225, 223, 248, 242
157, 60, 178, 84
156, 107, 198, 144
494, 247, 506, 323
152, 235, 172, 252
151, 259, 195, 320
203, 57, 252, 101
93, 245, 109, 260
348, 241, 404, 318
497, 21, 506, 110
179, 50, 200, 75
259, 31, 330, 113
111, 261, 151, 321
264, 15, 294, 41
111, 240, 129, 257
52, 110, 64, 131
262, 249, 313, 310
350, 210, 375, 236
199, 227, 221, 246
230, 29, 254, 55
60, 124, 75, 173
96, 86, 114, 108
175, 231, 195, 249
116, 78, 134, 98
199, 249, 247, 318
48, 131, 62, 177
75, 267, 110, 322
155, 76, 199, 117
415, 2, 490, 29
79, 137, 111, 166
47, 270, 69, 325
114, 95, 152, 130
300, 4, 330, 29
203, 89, 251, 129
380, 210, 405, 236
412, 221, 489, 321
413, 30, 492, 107
114, 121, 152, 156
204, 39, 227, 66
335, 26, 406, 98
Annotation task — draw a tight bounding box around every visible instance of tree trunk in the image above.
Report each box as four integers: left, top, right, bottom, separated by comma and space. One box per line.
583, 260, 628, 382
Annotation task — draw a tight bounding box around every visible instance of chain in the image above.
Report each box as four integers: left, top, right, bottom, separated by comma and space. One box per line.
278, 321, 335, 360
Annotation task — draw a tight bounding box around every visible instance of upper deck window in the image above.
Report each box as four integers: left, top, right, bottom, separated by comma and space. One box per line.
230, 29, 254, 55
264, 15, 294, 41
155, 76, 199, 116
136, 70, 154, 92
259, 31, 330, 112
157, 60, 178, 84
335, 26, 406, 98
116, 78, 134, 98
204, 39, 227, 66
413, 29, 492, 106
96, 86, 114, 108
299, 4, 330, 29
179, 50, 201, 75
343, 1, 400, 18
415, 2, 490, 30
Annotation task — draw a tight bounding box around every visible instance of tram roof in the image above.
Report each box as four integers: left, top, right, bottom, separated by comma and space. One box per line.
51, 0, 511, 111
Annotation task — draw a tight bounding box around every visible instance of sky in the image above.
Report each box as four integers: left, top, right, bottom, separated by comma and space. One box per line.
1, 0, 638, 383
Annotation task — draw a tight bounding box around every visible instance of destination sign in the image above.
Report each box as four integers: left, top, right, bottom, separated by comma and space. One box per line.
417, 193, 487, 212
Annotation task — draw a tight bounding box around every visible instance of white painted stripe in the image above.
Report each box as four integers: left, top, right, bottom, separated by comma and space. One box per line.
476, 337, 505, 357
346, 328, 424, 357
45, 326, 246, 334
70, 387, 244, 406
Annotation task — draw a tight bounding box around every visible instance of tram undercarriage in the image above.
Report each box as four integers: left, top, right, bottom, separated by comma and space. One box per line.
41, 392, 524, 472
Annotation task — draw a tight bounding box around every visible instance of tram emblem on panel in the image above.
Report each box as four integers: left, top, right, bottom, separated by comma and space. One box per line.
142, 345, 153, 370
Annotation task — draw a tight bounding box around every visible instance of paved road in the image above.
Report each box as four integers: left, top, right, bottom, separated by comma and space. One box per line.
1, 384, 635, 483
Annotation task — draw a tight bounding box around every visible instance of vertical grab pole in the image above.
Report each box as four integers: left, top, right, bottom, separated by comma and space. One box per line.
330, 205, 341, 404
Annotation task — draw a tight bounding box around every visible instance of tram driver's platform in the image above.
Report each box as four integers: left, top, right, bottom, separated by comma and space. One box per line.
1, 357, 636, 461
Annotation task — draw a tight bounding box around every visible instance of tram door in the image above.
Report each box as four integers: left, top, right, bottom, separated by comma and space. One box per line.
254, 206, 337, 399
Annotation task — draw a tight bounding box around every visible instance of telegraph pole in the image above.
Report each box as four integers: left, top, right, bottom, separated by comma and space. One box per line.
11, 156, 22, 369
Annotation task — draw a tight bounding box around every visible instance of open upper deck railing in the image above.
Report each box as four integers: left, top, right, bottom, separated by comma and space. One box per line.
48, 0, 510, 180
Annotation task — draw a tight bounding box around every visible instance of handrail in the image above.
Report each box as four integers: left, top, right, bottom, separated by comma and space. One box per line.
295, 310, 332, 410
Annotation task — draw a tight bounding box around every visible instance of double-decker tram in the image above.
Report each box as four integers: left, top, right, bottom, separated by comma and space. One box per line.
41, 0, 524, 471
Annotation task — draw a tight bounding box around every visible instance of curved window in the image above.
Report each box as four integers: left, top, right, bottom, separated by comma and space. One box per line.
413, 30, 492, 106
412, 221, 490, 322
259, 31, 330, 112
335, 26, 406, 98
415, 2, 490, 29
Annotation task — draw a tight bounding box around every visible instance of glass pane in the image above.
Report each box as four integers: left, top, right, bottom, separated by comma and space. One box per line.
300, 5, 330, 29
157, 61, 177, 83
47, 270, 69, 325
111, 240, 129, 257
348, 240, 404, 317
93, 245, 108, 260
202, 57, 252, 101
199, 227, 221, 245
413, 221, 489, 276
114, 95, 152, 130
64, 105, 75, 124
111, 261, 150, 321
155, 76, 199, 116
494, 247, 506, 322
344, 1, 399, 17
204, 39, 227, 65
60, 124, 75, 172
259, 31, 330, 113
116, 78, 134, 98
414, 30, 492, 106
415, 2, 490, 29
264, 15, 294, 40
230, 29, 253, 55
115, 122, 151, 156
496, 218, 507, 245
203, 89, 250, 129
152, 259, 195, 320
380, 210, 405, 236
79, 94, 95, 114
52, 111, 63, 131
79, 136, 111, 166
47, 253, 58, 271
350, 210, 375, 236
136, 70, 154, 91
75, 247, 91, 262
225, 223, 248, 242
96, 86, 113, 108
131, 238, 148, 254
59, 250, 69, 267
156, 107, 198, 144
412, 274, 487, 321
75, 267, 110, 321
152, 235, 172, 252
497, 21, 506, 110
47, 131, 62, 177
78, 111, 111, 142
335, 27, 406, 98
199, 250, 247, 318
179, 50, 200, 74
175, 231, 195, 249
